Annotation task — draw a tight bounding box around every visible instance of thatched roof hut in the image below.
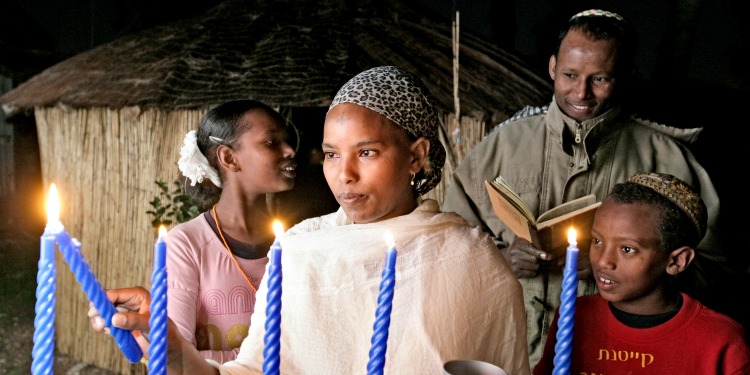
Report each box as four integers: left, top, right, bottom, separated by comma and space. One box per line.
1, 0, 551, 372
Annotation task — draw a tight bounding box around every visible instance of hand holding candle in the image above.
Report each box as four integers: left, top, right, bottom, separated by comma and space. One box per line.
366, 231, 398, 375
148, 225, 168, 375
263, 220, 284, 375
553, 227, 578, 375
34, 184, 143, 369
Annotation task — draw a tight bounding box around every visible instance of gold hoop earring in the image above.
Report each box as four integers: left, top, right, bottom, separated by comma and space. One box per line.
410, 173, 415, 186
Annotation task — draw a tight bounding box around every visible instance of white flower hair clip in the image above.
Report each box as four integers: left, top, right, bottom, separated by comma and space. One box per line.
177, 130, 222, 187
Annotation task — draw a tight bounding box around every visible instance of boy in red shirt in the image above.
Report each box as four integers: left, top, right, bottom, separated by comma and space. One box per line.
534, 172, 750, 374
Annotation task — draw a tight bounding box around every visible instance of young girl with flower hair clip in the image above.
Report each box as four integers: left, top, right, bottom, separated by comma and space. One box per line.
168, 99, 297, 362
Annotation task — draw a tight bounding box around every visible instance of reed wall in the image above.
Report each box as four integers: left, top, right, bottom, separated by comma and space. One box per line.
35, 106, 488, 373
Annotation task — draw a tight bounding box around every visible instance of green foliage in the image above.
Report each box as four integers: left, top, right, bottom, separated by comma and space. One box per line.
147, 179, 201, 227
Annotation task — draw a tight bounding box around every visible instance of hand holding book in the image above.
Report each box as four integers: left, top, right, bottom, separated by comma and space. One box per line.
485, 177, 601, 255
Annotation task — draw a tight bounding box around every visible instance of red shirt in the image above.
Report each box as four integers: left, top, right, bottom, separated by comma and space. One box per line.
534, 293, 750, 374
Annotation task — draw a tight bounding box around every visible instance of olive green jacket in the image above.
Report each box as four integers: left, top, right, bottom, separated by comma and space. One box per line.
443, 99, 725, 368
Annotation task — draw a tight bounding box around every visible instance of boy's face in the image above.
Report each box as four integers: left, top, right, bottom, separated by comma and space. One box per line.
589, 198, 673, 314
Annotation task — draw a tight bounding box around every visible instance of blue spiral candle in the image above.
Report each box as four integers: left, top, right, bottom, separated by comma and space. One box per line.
553, 228, 579, 375
40, 184, 142, 363
263, 221, 284, 375
32, 193, 58, 375
148, 226, 168, 375
58, 232, 143, 363
366, 232, 398, 375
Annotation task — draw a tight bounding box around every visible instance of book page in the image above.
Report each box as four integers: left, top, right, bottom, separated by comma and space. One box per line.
485, 180, 534, 242
536, 194, 597, 223
490, 176, 536, 223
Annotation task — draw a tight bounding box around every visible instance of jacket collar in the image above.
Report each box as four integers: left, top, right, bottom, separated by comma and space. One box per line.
545, 97, 703, 146
545, 98, 624, 141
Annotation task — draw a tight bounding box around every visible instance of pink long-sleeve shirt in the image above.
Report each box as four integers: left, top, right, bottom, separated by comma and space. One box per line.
165, 213, 268, 363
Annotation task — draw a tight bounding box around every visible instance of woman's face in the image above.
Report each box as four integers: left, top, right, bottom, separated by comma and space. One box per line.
229, 109, 296, 195
322, 103, 424, 224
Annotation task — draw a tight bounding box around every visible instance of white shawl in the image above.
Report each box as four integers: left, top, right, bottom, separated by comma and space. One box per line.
212, 199, 530, 375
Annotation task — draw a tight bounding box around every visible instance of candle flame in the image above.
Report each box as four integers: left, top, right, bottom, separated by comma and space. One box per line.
158, 225, 168, 238
567, 227, 577, 246
272, 220, 284, 237
384, 231, 395, 248
47, 183, 60, 224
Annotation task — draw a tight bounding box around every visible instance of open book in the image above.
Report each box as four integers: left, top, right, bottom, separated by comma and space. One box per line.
485, 177, 602, 251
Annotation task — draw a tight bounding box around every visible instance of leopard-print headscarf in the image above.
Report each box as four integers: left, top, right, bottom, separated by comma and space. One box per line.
328, 66, 446, 196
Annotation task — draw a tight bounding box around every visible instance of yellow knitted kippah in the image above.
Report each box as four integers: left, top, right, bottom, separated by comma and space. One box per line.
627, 172, 707, 239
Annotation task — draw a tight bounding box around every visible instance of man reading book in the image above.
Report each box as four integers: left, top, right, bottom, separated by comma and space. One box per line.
442, 8, 732, 368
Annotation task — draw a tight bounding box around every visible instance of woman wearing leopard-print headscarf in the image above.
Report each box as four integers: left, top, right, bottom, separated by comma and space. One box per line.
87, 66, 530, 375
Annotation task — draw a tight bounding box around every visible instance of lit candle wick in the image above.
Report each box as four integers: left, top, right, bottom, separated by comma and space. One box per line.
567, 227, 577, 247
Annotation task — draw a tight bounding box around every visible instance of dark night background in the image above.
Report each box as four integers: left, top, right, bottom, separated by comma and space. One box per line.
3, 0, 749, 296
4, 0, 748, 87
1, 0, 749, 320
3, 0, 747, 166
3, 0, 748, 282
0, 1, 749, 372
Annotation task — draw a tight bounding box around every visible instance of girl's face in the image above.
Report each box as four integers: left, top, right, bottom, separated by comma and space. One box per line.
322, 103, 426, 224
589, 199, 673, 314
228, 109, 296, 195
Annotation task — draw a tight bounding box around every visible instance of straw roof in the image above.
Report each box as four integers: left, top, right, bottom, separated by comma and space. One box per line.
0, 0, 551, 122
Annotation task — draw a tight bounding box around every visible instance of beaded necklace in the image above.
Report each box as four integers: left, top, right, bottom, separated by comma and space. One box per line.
211, 204, 257, 292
